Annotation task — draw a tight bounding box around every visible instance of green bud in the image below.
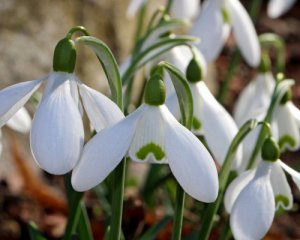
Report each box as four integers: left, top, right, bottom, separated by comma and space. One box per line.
280, 88, 292, 105
261, 137, 280, 162
258, 53, 271, 73
144, 74, 166, 106
186, 58, 202, 83
53, 38, 76, 73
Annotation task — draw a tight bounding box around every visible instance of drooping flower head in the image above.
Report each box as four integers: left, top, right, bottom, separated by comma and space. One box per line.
72, 73, 219, 202
166, 55, 242, 170
225, 137, 300, 239
190, 0, 260, 66
0, 31, 123, 174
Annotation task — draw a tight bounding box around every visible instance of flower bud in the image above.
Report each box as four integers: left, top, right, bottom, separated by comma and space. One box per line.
261, 137, 280, 162
53, 38, 76, 73
144, 74, 166, 106
186, 58, 203, 83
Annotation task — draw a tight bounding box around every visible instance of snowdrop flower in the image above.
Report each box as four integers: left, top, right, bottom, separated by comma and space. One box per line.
0, 37, 123, 174
127, 0, 199, 20
233, 60, 275, 171
224, 137, 300, 240
190, 0, 260, 66
166, 57, 242, 169
72, 74, 219, 202
272, 89, 300, 152
267, 0, 297, 18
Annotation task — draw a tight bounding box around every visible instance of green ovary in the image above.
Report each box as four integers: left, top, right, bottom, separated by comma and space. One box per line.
136, 143, 165, 161
275, 194, 290, 209
192, 117, 202, 130
279, 135, 296, 149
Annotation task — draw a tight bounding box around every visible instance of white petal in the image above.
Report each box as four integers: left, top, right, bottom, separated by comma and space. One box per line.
79, 83, 124, 132
170, 0, 199, 19
279, 160, 300, 190
0, 78, 43, 128
6, 107, 31, 133
270, 161, 293, 210
165, 93, 181, 119
224, 169, 256, 213
71, 106, 144, 191
189, 83, 204, 135
30, 73, 84, 175
0, 131, 3, 157
126, 0, 146, 18
129, 105, 167, 163
189, 0, 230, 63
197, 82, 242, 169
267, 0, 297, 18
230, 161, 275, 240
274, 103, 300, 152
234, 72, 275, 126
228, 0, 261, 66
163, 105, 218, 202
287, 102, 300, 128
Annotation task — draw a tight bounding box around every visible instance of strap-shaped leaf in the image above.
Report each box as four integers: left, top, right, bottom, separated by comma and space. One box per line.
75, 36, 123, 108
28, 222, 47, 240
159, 61, 193, 129
122, 35, 197, 84
140, 216, 172, 240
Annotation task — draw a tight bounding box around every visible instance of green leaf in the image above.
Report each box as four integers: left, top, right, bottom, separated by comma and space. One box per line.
159, 61, 193, 129
77, 203, 93, 240
28, 222, 47, 240
122, 35, 197, 84
140, 216, 172, 240
75, 36, 123, 108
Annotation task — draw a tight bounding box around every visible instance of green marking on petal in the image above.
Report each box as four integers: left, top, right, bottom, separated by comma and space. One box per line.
279, 135, 296, 149
192, 117, 202, 130
275, 194, 290, 209
221, 7, 231, 24
136, 143, 165, 161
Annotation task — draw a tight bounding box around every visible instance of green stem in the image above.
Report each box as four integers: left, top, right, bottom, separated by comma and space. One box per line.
198, 120, 258, 240
66, 26, 90, 38
165, 0, 173, 13
218, 221, 232, 240
171, 185, 186, 240
134, 3, 147, 43
109, 160, 126, 240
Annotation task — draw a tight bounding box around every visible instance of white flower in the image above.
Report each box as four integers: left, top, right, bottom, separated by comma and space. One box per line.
190, 0, 260, 66
224, 160, 300, 240
233, 72, 275, 171
166, 80, 242, 170
272, 101, 300, 152
0, 72, 123, 175
126, 0, 200, 19
267, 0, 297, 18
72, 77, 218, 202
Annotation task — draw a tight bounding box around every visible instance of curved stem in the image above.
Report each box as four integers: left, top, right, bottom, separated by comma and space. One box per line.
172, 185, 185, 240
67, 26, 90, 39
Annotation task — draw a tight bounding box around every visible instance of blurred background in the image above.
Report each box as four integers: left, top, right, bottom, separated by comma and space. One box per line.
0, 0, 299, 239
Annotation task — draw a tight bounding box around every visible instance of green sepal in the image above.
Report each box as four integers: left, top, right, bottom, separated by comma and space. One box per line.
158, 61, 193, 129
186, 58, 203, 83
75, 36, 123, 108
144, 74, 166, 105
53, 38, 76, 73
261, 137, 280, 162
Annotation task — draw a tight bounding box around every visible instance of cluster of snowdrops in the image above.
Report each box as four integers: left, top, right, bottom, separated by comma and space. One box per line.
1, 0, 300, 239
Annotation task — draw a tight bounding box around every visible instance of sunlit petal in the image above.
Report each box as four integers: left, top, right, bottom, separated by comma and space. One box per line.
6, 107, 31, 133
30, 73, 84, 175
163, 105, 218, 202
170, 0, 199, 19
279, 160, 300, 190
72, 105, 144, 191
267, 0, 297, 18
228, 0, 261, 66
79, 83, 124, 132
0, 78, 44, 128
126, 0, 146, 18
231, 161, 275, 240
224, 169, 256, 213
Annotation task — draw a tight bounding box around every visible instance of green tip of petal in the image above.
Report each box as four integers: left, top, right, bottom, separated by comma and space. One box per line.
136, 143, 165, 161
192, 117, 202, 130
275, 194, 290, 210
280, 89, 292, 105
279, 135, 296, 150
261, 137, 280, 162
258, 53, 271, 73
53, 38, 76, 73
144, 74, 166, 106
186, 58, 203, 83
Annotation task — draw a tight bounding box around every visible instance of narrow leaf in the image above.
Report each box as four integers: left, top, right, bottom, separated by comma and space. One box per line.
28, 222, 47, 240
140, 216, 172, 240
75, 36, 122, 108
